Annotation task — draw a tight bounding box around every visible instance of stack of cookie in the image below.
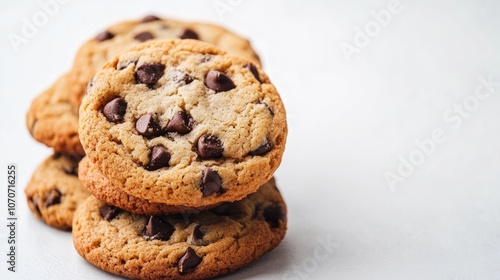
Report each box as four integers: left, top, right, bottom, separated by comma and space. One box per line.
26, 15, 288, 279
25, 15, 262, 230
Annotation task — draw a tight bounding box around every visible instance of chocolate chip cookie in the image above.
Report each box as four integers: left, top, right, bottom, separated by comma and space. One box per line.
79, 39, 287, 208
26, 74, 85, 156
69, 15, 261, 109
25, 153, 89, 230
78, 156, 219, 214
72, 177, 286, 280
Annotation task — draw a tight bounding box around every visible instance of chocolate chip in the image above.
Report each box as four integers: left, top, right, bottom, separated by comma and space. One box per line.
165, 111, 193, 134
146, 146, 170, 171
192, 225, 204, 242
44, 189, 61, 208
143, 215, 174, 241
197, 134, 223, 159
201, 168, 222, 196
103, 97, 127, 123
179, 29, 199, 40
96, 30, 114, 42
205, 70, 235, 93
136, 63, 165, 85
136, 114, 161, 137
178, 248, 202, 274
141, 15, 161, 23
249, 141, 271, 156
244, 63, 261, 83
173, 70, 193, 85
99, 204, 122, 221
259, 101, 274, 116
134, 31, 154, 42
263, 204, 284, 228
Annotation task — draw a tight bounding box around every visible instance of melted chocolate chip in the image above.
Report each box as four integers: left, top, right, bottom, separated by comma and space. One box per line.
178, 248, 202, 274
96, 30, 114, 42
146, 146, 170, 171
244, 63, 261, 82
136, 114, 161, 137
99, 204, 122, 221
263, 204, 284, 228
136, 63, 165, 85
143, 215, 174, 241
248, 141, 271, 156
165, 111, 193, 135
197, 134, 223, 159
179, 29, 199, 40
103, 97, 127, 123
201, 168, 222, 196
141, 15, 161, 23
134, 31, 154, 42
44, 189, 61, 208
205, 70, 235, 93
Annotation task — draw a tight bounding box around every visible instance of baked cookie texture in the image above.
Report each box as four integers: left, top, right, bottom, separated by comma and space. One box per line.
79, 39, 287, 208
25, 153, 89, 230
78, 156, 219, 214
72, 178, 286, 280
26, 15, 261, 156
26, 74, 85, 156
69, 15, 261, 109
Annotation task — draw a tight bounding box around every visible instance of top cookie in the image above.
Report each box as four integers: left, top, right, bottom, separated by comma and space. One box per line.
79, 39, 287, 207
69, 15, 261, 108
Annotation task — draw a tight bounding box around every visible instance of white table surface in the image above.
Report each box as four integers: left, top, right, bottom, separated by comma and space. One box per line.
1, 0, 500, 279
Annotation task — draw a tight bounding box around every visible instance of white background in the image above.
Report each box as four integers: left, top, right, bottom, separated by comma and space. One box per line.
1, 0, 500, 279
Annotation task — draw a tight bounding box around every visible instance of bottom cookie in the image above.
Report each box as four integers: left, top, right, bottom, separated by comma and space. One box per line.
25, 153, 89, 230
72, 178, 287, 280
78, 156, 220, 214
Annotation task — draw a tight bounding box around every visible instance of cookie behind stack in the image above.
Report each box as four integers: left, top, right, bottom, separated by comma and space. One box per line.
74, 39, 288, 279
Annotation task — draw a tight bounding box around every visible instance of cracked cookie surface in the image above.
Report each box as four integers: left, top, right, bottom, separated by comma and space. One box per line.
72, 177, 287, 280
79, 39, 287, 207
25, 153, 89, 230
